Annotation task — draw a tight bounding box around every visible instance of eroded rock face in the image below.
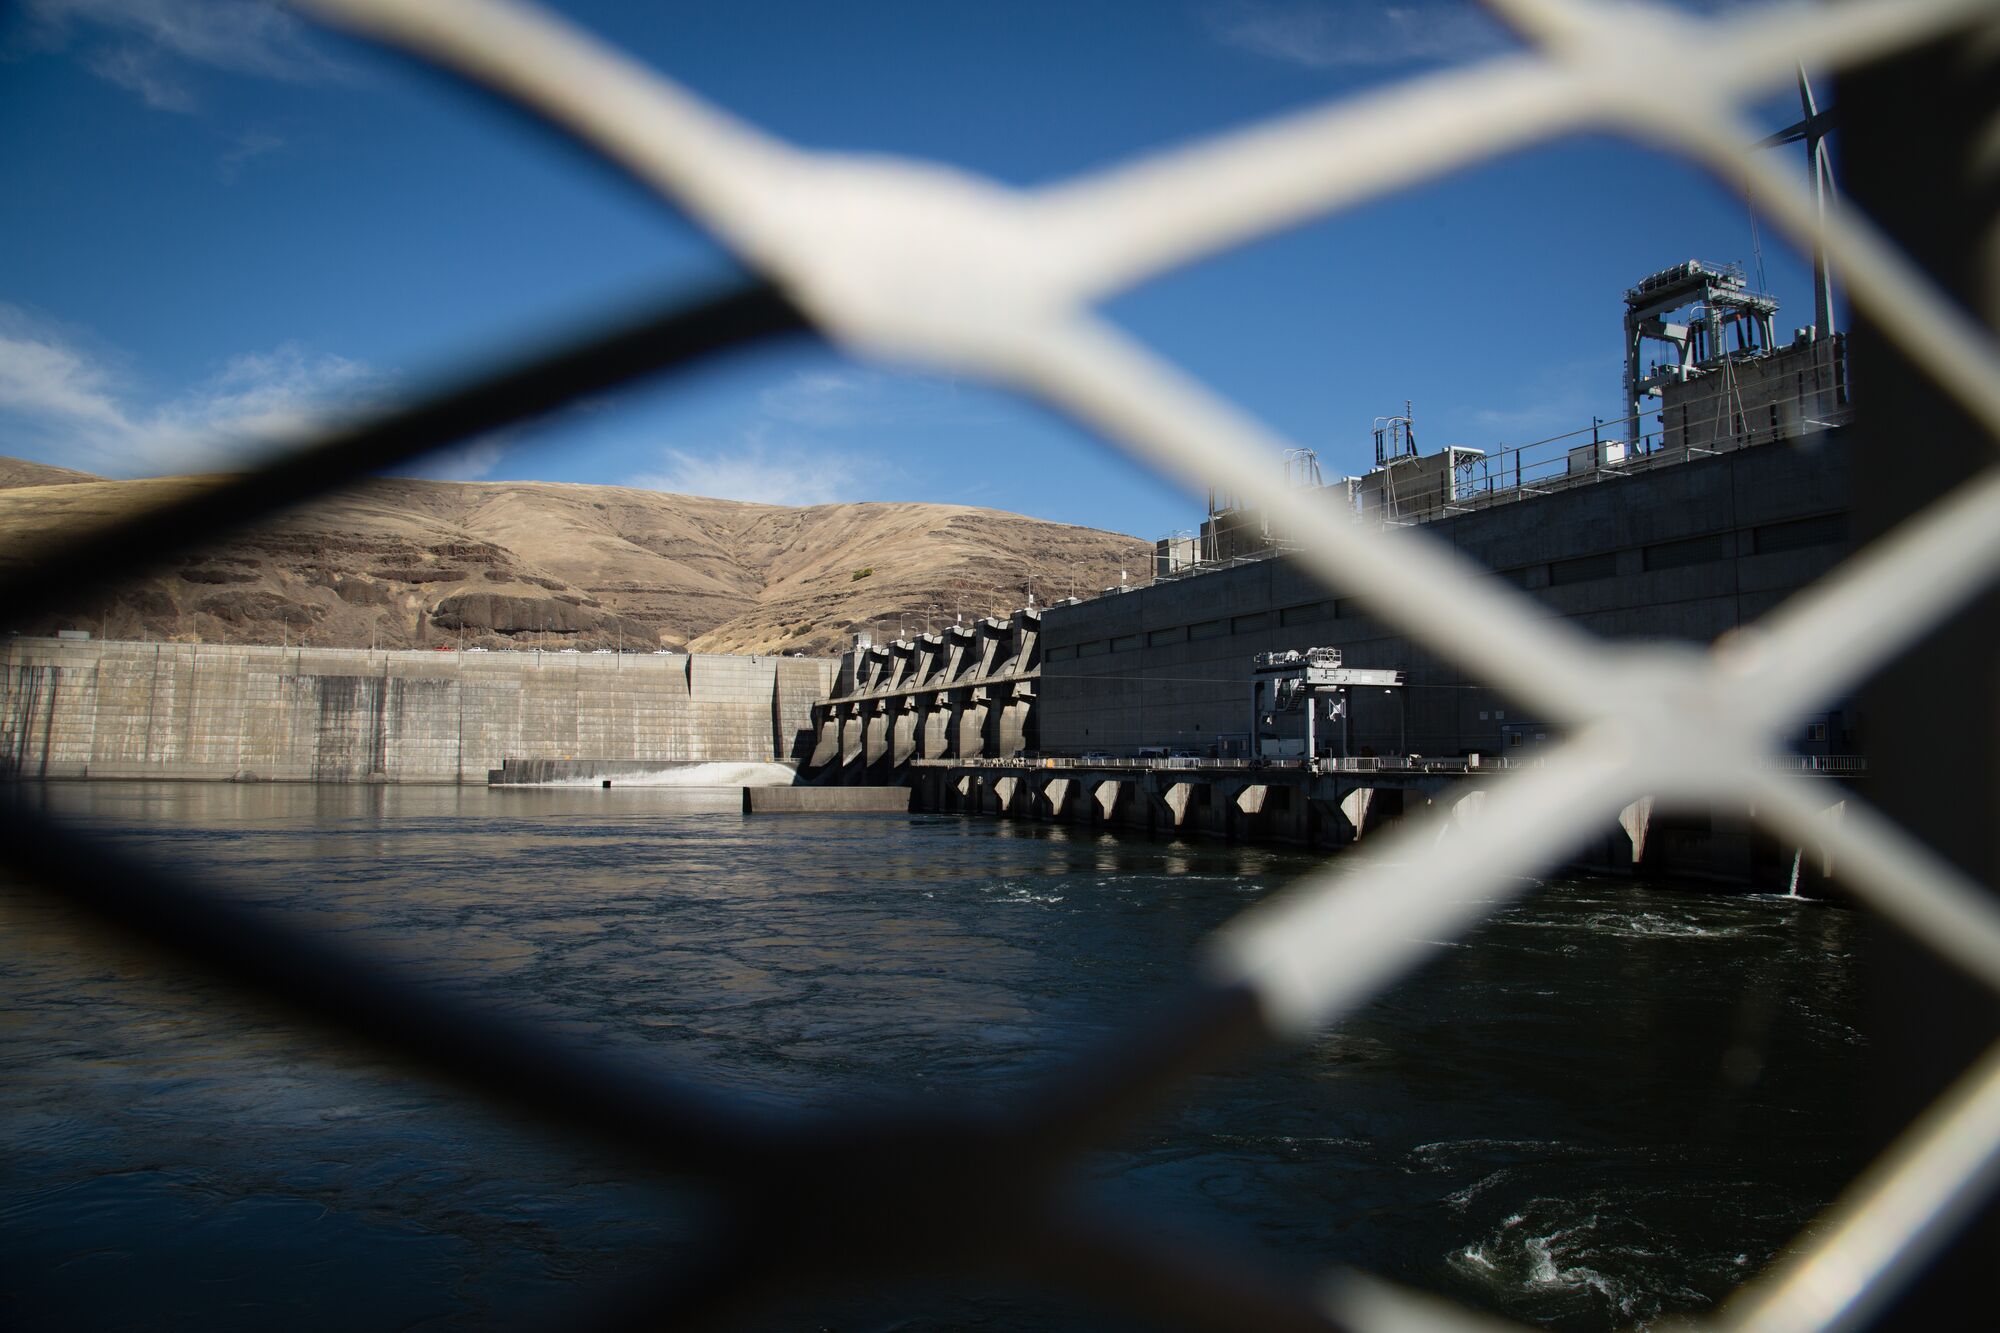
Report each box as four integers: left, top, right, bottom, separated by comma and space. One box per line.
332, 577, 396, 607
197, 590, 325, 628
0, 466, 1149, 652
431, 593, 595, 635
371, 566, 468, 583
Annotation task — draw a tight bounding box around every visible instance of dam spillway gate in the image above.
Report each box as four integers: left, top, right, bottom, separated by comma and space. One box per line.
804, 608, 1043, 781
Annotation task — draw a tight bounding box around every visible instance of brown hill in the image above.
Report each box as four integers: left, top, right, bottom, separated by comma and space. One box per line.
0, 458, 100, 489
0, 463, 1150, 654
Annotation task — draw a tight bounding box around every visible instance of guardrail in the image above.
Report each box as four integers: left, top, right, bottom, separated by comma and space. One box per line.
912, 754, 1866, 777
912, 755, 1304, 772
1155, 394, 1857, 577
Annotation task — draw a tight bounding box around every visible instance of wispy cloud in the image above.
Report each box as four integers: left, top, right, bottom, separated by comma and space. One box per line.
626, 365, 958, 505
1206, 1, 1512, 69
0, 304, 386, 475
86, 41, 197, 110
627, 432, 874, 508
399, 433, 519, 483
1462, 356, 1619, 442
1207, 0, 1782, 71
1208, 0, 1776, 70
757, 368, 991, 430
218, 128, 284, 181
24, 0, 346, 112
0, 313, 130, 432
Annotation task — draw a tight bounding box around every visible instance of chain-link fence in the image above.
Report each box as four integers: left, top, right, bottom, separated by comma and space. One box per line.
4, 0, 1997, 1327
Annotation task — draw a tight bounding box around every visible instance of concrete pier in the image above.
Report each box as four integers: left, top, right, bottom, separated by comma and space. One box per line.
909, 755, 1858, 889
911, 756, 1477, 849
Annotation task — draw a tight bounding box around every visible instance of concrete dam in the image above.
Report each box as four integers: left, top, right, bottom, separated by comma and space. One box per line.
806, 258, 1858, 799
1, 638, 839, 784
810, 429, 1855, 774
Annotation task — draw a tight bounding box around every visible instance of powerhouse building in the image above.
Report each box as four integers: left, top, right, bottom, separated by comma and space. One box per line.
1036, 428, 1852, 763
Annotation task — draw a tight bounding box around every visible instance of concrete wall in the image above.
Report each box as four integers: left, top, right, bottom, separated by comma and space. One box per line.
1662, 334, 1848, 456
1, 640, 839, 783
1039, 432, 1853, 759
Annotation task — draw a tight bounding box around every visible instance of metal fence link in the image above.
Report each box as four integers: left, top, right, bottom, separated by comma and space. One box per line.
8, 0, 1999, 1326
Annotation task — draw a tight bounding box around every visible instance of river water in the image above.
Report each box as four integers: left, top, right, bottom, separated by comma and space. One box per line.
0, 783, 1873, 1330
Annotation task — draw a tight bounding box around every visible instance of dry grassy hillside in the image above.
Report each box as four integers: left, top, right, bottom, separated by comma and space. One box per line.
0, 461, 1150, 654
0, 458, 98, 489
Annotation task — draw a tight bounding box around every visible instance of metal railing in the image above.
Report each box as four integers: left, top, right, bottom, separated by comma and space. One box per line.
4, 0, 1997, 1329
1159, 381, 1857, 571
914, 755, 1308, 773
913, 753, 1866, 778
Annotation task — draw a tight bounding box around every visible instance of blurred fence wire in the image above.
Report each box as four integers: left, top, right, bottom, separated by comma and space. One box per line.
5, 0, 1998, 1327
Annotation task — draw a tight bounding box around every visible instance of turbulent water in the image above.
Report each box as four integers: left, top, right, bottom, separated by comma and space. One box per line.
516, 761, 801, 787
0, 784, 1873, 1330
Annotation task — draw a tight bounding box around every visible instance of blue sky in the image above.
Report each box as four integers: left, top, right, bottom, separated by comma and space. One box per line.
0, 0, 1830, 539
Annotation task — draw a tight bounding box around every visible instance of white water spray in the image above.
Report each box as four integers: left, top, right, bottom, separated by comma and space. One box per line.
541, 762, 799, 788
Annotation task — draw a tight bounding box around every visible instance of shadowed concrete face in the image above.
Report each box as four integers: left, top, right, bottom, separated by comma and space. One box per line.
921, 705, 949, 759
1036, 435, 1855, 761
810, 717, 841, 769
956, 699, 987, 759
997, 699, 1031, 757
863, 712, 889, 769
